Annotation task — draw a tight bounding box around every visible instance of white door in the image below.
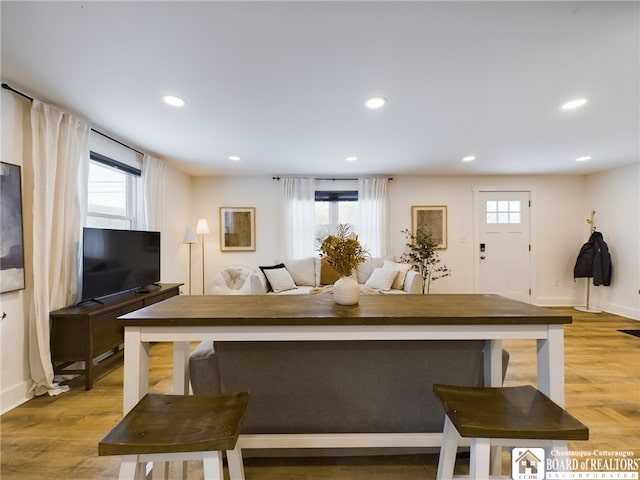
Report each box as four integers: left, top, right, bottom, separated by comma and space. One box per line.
477, 191, 531, 303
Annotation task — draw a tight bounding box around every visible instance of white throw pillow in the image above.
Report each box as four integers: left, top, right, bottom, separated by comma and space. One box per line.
356, 256, 392, 284
383, 260, 413, 290
282, 257, 316, 286
364, 267, 399, 291
263, 267, 298, 293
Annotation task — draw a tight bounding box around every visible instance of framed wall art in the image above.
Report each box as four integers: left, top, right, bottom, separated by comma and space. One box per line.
1, 162, 25, 293
411, 205, 448, 249
219, 207, 256, 252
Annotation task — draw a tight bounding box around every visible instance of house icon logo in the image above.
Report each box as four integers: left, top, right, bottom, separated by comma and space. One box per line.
512, 447, 545, 480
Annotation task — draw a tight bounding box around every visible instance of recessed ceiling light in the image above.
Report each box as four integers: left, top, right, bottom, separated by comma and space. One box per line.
462, 156, 476, 162
576, 156, 592, 162
560, 98, 587, 110
346, 156, 358, 162
229, 155, 241, 161
162, 94, 186, 107
365, 96, 387, 109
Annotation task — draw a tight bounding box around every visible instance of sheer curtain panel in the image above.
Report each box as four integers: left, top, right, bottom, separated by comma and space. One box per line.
357, 177, 389, 257
141, 154, 166, 231
29, 100, 90, 396
282, 177, 316, 259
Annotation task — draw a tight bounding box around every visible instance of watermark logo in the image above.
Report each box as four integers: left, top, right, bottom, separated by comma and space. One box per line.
513, 448, 546, 480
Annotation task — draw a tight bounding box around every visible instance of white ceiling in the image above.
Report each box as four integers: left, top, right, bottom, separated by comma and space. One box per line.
2, 1, 639, 177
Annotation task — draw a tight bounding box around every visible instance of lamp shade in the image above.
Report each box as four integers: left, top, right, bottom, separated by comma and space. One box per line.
195, 218, 210, 235
183, 227, 197, 244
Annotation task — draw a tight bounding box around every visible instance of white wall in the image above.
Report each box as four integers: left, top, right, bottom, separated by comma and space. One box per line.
191, 173, 600, 307
388, 175, 588, 305
190, 176, 282, 294
583, 163, 640, 319
159, 164, 192, 294
0, 89, 32, 413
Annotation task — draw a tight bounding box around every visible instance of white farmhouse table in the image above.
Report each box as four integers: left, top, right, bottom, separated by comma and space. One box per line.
119, 293, 571, 477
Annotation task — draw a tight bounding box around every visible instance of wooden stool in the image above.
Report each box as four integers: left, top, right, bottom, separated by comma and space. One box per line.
433, 384, 588, 480
99, 392, 249, 480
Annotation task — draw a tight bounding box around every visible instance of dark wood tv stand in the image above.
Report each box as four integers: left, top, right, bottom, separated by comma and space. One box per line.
50, 283, 182, 390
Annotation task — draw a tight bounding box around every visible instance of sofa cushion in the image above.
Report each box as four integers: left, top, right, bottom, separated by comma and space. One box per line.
383, 260, 413, 290
262, 266, 297, 293
320, 258, 341, 285
356, 256, 392, 284
365, 267, 399, 291
272, 285, 314, 295
282, 257, 316, 287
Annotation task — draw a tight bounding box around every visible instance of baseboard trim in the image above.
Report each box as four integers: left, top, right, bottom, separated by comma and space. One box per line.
601, 303, 640, 321
1, 380, 34, 415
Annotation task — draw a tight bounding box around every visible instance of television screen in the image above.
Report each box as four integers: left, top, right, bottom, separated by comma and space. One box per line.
81, 227, 160, 302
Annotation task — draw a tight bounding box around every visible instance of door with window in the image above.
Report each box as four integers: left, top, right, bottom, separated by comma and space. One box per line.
477, 191, 531, 303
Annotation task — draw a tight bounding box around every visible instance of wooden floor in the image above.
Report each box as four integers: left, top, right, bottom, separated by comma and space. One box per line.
1, 307, 638, 479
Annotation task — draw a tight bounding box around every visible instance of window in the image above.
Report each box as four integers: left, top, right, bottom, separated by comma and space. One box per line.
87, 152, 140, 229
314, 190, 358, 247
486, 200, 521, 224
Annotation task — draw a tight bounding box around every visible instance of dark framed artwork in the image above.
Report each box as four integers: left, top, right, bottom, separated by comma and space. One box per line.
219, 207, 256, 251
411, 205, 448, 249
1, 162, 25, 292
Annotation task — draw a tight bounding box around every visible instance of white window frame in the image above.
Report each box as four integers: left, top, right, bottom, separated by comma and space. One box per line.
314, 190, 358, 247
87, 151, 141, 230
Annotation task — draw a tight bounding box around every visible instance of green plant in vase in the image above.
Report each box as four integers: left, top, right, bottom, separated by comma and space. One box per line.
400, 228, 451, 294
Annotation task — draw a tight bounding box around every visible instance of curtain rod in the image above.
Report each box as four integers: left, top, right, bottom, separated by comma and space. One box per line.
2, 82, 145, 157
273, 176, 393, 181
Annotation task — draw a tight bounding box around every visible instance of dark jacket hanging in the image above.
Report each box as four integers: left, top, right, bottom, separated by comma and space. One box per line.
573, 231, 612, 286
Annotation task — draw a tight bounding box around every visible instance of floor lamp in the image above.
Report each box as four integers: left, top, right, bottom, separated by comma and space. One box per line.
183, 227, 197, 295
195, 218, 210, 295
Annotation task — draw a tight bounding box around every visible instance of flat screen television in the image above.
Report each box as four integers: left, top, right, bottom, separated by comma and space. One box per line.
81, 227, 161, 302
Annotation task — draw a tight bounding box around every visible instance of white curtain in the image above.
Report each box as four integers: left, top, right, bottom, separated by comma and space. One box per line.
357, 177, 389, 257
29, 100, 90, 396
282, 177, 316, 259
141, 154, 165, 231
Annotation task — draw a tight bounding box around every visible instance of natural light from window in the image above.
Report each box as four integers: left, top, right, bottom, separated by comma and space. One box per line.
314, 197, 358, 248
486, 200, 521, 224
87, 160, 136, 229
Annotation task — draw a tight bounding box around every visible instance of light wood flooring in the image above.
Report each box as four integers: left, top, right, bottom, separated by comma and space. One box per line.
1, 307, 638, 479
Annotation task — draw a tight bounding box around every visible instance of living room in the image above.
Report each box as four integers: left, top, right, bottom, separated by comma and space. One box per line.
1, 2, 638, 476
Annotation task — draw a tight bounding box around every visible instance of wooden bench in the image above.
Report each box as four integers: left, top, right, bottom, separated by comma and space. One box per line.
433, 384, 589, 479
99, 392, 249, 480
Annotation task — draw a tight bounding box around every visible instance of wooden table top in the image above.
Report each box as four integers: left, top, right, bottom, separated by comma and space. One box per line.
118, 294, 572, 327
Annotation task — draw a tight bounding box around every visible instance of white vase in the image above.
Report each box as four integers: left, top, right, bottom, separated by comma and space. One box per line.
333, 276, 360, 305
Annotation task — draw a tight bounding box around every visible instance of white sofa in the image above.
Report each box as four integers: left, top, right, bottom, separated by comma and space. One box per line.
250, 256, 422, 295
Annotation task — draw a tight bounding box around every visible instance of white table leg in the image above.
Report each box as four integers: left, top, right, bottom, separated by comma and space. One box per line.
123, 327, 149, 414
173, 341, 191, 395
537, 325, 565, 406
484, 339, 503, 387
